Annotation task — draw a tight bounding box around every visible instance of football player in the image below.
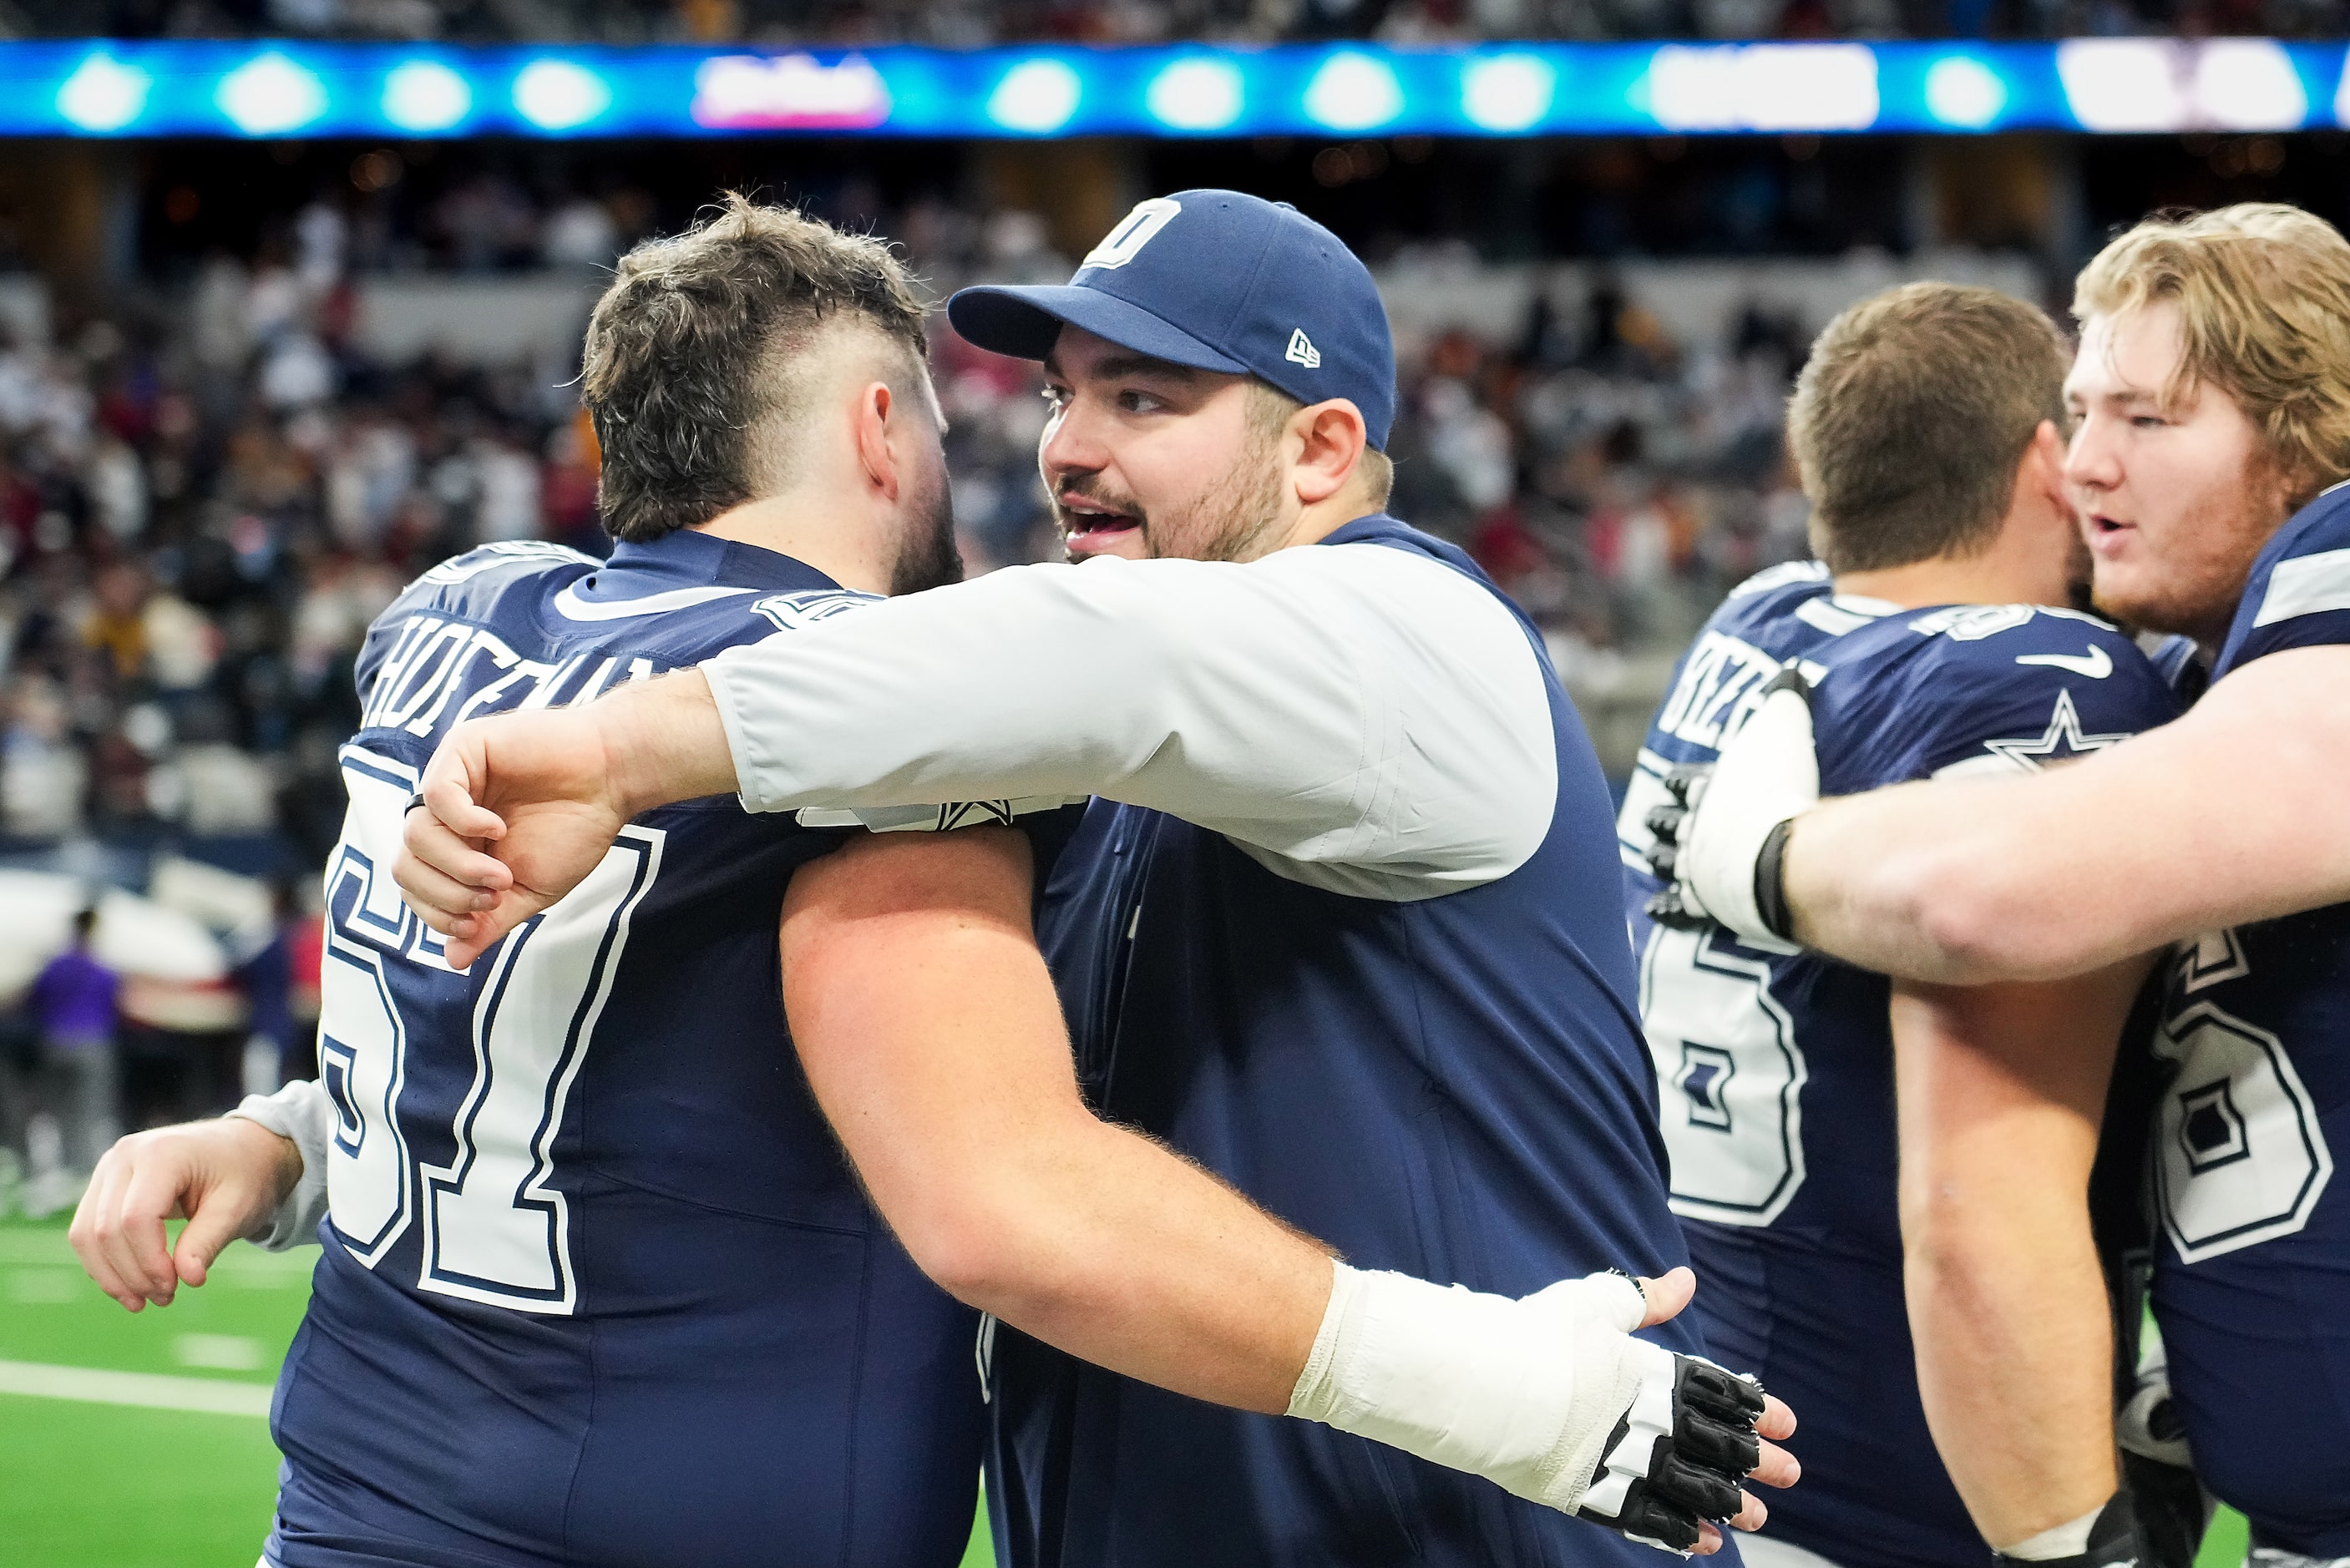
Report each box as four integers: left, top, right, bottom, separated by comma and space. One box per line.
394, 190, 1796, 1566
1659, 205, 2350, 1566
73, 196, 996, 1568
77, 195, 1790, 1568
1619, 282, 2183, 1568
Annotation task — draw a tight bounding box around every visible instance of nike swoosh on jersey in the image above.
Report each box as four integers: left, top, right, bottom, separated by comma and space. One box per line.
551, 582, 757, 621
2014, 645, 2112, 679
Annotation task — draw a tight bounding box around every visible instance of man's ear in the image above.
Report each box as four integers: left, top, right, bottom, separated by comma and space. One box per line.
853, 381, 901, 503
2025, 417, 2069, 508
1292, 399, 1369, 506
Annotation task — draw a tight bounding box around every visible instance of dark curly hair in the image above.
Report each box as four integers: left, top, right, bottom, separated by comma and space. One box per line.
580, 193, 929, 543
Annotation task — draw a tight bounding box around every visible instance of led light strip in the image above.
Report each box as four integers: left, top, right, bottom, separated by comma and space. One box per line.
13, 38, 2346, 139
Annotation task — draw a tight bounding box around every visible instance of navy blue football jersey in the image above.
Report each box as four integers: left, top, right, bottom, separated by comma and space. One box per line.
995, 517, 1708, 1568
2151, 483, 2350, 1557
267, 531, 983, 1568
1618, 563, 2182, 1568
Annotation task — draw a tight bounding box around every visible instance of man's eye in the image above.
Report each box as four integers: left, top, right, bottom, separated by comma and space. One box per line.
2130, 414, 2166, 429
1118, 391, 1162, 413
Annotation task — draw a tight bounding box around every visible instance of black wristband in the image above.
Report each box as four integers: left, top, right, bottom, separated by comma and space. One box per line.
405, 792, 428, 817
1752, 818, 1795, 942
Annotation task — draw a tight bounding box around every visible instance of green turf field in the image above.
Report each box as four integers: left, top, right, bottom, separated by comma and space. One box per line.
0, 1216, 995, 1567
0, 1214, 2249, 1568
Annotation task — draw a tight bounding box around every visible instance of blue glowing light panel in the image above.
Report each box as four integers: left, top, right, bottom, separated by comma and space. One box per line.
14, 38, 2346, 139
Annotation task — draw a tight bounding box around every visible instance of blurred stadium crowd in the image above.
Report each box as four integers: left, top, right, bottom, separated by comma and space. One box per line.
0, 181, 1822, 867
23, 0, 2337, 47
0, 173, 1895, 1196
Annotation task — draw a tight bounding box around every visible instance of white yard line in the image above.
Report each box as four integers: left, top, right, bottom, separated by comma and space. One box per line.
0, 1358, 272, 1417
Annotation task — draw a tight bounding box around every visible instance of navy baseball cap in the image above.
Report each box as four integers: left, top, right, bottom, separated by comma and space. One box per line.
948, 190, 1398, 451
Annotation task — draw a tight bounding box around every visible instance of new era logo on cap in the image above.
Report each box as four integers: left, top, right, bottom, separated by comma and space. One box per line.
1284, 329, 1322, 370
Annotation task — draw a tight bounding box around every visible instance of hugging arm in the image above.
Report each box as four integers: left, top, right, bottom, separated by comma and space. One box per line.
398, 548, 1557, 965
1782, 647, 2350, 982
780, 824, 1330, 1413
780, 826, 1797, 1550
1660, 647, 2350, 984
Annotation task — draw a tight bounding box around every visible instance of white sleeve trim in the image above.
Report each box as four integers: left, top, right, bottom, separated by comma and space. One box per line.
2252, 546, 2350, 628
227, 1079, 332, 1252
1931, 751, 2038, 780
701, 543, 1558, 901
793, 796, 1086, 832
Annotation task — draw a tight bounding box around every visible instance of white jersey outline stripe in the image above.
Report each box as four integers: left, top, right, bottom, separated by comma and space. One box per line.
2253, 545, 2350, 627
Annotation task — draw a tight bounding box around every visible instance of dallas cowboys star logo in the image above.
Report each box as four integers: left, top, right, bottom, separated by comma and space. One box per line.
1979, 689, 2131, 771
934, 799, 1020, 830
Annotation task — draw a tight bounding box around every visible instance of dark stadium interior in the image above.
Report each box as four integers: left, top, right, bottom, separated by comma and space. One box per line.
103, 129, 2341, 274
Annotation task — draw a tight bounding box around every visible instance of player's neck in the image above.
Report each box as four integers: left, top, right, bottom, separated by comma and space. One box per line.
1833, 542, 2063, 613
695, 490, 893, 595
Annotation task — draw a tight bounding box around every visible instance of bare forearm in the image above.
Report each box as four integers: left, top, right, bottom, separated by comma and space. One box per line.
782, 826, 1328, 1416
1781, 784, 2058, 984
591, 670, 737, 815
924, 1120, 1330, 1414
1891, 969, 2140, 1547
1906, 1211, 2115, 1546
1785, 773, 2175, 985
1789, 648, 2350, 984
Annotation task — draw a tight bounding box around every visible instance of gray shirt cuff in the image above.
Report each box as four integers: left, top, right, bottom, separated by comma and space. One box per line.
227, 1079, 332, 1252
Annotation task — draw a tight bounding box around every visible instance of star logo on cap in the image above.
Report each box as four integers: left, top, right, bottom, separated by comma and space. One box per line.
1284, 328, 1322, 369
1979, 689, 2130, 771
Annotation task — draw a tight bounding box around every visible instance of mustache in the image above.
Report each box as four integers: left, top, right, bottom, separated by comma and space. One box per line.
1051, 476, 1147, 529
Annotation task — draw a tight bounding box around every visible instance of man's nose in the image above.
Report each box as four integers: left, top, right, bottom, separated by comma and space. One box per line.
2064, 414, 2123, 491
1039, 397, 1107, 481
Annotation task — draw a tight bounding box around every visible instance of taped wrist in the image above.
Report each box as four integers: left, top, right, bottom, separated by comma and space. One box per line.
1679, 669, 1818, 944
2000, 1504, 2105, 1560
1997, 1493, 2145, 1568
1286, 1262, 1649, 1515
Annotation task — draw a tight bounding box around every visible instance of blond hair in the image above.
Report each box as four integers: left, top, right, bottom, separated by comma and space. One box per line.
2074, 204, 2350, 508
1788, 281, 2069, 574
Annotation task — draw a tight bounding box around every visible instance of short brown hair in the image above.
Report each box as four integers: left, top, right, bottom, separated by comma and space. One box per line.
1245, 379, 1395, 511
581, 193, 929, 543
2074, 203, 2350, 508
1787, 281, 2068, 574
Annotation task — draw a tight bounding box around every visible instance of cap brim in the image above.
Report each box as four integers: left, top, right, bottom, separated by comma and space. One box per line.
947, 285, 1249, 375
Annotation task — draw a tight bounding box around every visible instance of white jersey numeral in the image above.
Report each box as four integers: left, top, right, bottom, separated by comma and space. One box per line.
1638, 924, 1809, 1227
315, 746, 661, 1314
318, 941, 411, 1263
2154, 993, 2333, 1263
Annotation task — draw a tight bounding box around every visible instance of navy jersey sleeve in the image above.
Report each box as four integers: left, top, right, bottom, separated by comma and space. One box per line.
352, 601, 405, 711
2215, 485, 2350, 679
1870, 606, 2182, 784
353, 541, 606, 710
